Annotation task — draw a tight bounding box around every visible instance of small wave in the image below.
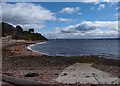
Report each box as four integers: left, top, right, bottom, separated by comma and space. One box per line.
97, 53, 119, 60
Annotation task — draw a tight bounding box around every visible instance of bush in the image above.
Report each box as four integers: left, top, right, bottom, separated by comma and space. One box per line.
1, 22, 48, 41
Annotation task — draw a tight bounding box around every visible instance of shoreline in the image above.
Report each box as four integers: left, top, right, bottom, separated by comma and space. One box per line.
27, 41, 49, 56
2, 40, 120, 84
2, 41, 70, 84
27, 41, 119, 60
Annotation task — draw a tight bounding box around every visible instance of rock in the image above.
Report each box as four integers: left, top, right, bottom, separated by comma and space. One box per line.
25, 72, 39, 77
61, 73, 68, 76
3, 73, 13, 76
55, 73, 59, 76
118, 76, 120, 78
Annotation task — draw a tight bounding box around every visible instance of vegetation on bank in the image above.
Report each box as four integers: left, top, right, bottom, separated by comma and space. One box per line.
0, 22, 48, 41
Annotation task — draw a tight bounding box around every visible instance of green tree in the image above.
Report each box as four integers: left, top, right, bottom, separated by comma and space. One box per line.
16, 25, 23, 32
29, 28, 34, 33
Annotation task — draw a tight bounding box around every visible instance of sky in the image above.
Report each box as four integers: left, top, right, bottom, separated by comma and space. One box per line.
1, 1, 120, 39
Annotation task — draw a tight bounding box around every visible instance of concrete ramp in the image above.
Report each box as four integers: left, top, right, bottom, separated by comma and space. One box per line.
54, 63, 119, 84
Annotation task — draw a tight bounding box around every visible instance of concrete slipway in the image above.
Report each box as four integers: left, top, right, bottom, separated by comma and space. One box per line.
54, 63, 119, 84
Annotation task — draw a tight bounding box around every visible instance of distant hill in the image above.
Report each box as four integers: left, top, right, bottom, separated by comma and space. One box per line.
0, 22, 48, 41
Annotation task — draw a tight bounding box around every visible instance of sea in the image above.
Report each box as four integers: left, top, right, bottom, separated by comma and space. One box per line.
28, 39, 119, 59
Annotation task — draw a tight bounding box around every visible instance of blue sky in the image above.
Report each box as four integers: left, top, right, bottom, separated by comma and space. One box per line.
35, 2, 117, 32
1, 2, 119, 39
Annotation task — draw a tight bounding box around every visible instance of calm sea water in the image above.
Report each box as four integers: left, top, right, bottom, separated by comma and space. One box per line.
29, 39, 119, 59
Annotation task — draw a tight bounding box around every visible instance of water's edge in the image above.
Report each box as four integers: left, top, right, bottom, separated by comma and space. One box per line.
27, 42, 49, 55
27, 41, 119, 60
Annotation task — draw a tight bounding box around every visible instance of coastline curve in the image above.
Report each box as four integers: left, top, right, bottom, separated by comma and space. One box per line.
27, 42, 48, 56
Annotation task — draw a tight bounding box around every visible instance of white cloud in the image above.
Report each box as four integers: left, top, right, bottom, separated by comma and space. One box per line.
2, 3, 80, 30
114, 12, 120, 18
90, 4, 106, 11
20, 24, 46, 31
80, 0, 99, 3
60, 7, 80, 14
2, 3, 56, 22
1, 2, 56, 29
78, 12, 82, 15
90, 7, 95, 10
98, 4, 105, 10
2, 0, 120, 3
45, 21, 118, 39
116, 6, 120, 10
58, 18, 73, 22
77, 0, 119, 3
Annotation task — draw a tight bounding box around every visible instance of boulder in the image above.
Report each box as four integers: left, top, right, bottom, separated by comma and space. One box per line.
25, 73, 39, 77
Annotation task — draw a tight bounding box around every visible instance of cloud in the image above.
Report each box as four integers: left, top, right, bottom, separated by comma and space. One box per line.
45, 21, 118, 39
90, 7, 95, 10
2, 0, 120, 3
116, 7, 120, 10
98, 4, 105, 10
80, 0, 98, 3
1, 2, 56, 29
114, 12, 120, 18
58, 18, 73, 22
20, 24, 46, 31
78, 12, 82, 15
2, 3, 80, 30
2, 3, 56, 23
77, 0, 119, 3
60, 7, 80, 14
90, 4, 106, 11
116, 4, 120, 11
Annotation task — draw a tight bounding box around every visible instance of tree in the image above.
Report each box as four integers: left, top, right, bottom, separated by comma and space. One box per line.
29, 28, 34, 33
16, 25, 23, 32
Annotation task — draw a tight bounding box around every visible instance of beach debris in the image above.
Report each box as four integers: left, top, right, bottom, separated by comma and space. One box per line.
118, 76, 120, 78
61, 72, 68, 76
55, 73, 59, 76
25, 72, 39, 77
